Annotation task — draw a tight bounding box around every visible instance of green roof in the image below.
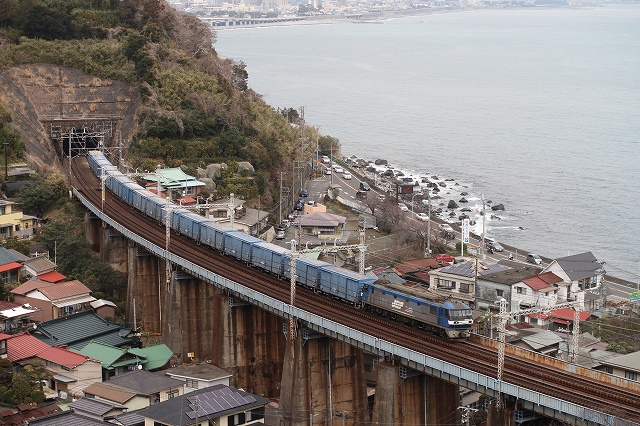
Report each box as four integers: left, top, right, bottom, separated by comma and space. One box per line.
144, 168, 205, 189
77, 341, 139, 369
128, 344, 173, 370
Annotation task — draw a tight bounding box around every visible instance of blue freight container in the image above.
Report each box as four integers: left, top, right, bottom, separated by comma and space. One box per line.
199, 221, 234, 251
223, 231, 262, 262
173, 210, 211, 241
318, 266, 376, 304
251, 242, 291, 275
283, 255, 331, 290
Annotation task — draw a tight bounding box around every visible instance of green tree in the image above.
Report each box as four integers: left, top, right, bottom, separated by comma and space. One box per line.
2, 238, 30, 256
0, 358, 12, 387
18, 174, 68, 217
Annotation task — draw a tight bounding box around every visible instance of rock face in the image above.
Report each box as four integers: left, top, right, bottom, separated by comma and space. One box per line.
374, 159, 388, 165
447, 200, 459, 209
491, 203, 505, 211
206, 163, 227, 180
237, 161, 255, 175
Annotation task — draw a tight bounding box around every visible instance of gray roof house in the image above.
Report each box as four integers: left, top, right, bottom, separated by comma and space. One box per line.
136, 384, 269, 426
475, 264, 543, 311
595, 351, 640, 382
68, 397, 127, 422
105, 370, 185, 405
543, 251, 605, 308
25, 410, 105, 426
165, 363, 233, 394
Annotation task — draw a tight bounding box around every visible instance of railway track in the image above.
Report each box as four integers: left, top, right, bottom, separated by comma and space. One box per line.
70, 156, 640, 424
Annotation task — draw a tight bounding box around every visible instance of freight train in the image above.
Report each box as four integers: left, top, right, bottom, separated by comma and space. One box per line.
87, 151, 473, 338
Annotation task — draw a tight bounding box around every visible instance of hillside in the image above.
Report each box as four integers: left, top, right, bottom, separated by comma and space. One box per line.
0, 0, 320, 206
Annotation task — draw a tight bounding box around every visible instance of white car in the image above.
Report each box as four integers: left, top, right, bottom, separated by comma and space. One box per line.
334, 166, 344, 173
342, 172, 352, 180
324, 169, 332, 175
439, 223, 454, 232
398, 203, 409, 212
416, 213, 429, 221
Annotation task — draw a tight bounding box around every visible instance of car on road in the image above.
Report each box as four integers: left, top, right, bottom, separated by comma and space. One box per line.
334, 166, 344, 173
359, 182, 370, 191
487, 241, 504, 252
324, 169, 332, 175
322, 156, 330, 164
300, 189, 309, 197
435, 254, 456, 264
416, 213, 429, 221
527, 253, 542, 265
342, 172, 352, 180
275, 229, 286, 240
398, 203, 409, 212
439, 223, 454, 232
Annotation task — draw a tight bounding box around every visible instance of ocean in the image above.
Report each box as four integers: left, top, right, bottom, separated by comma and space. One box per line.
214, 6, 640, 283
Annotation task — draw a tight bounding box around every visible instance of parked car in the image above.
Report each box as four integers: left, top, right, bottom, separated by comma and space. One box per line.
342, 172, 352, 180
527, 253, 542, 265
416, 213, 429, 221
435, 254, 456, 264
275, 229, 286, 240
359, 182, 370, 191
300, 189, 309, 197
398, 203, 409, 212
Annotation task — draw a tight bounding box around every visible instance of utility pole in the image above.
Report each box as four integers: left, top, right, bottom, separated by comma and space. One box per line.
426, 189, 431, 258
481, 194, 486, 260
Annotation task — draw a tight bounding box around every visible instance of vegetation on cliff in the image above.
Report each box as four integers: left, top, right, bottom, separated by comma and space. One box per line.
0, 0, 332, 209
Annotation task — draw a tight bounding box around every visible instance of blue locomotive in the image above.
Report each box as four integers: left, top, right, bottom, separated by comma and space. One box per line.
87, 151, 473, 338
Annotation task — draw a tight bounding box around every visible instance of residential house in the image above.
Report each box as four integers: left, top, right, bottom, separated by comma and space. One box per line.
136, 384, 269, 426
90, 299, 117, 319
0, 300, 40, 332
144, 167, 206, 201
0, 244, 25, 285
102, 370, 185, 405
83, 381, 150, 411
68, 398, 127, 422
429, 261, 509, 308
0, 402, 62, 425
392, 257, 441, 284
511, 271, 563, 310
475, 264, 544, 312
207, 198, 270, 237
3, 332, 102, 396
542, 252, 605, 307
30, 309, 138, 350
78, 341, 173, 380
164, 363, 233, 394
21, 255, 57, 280
594, 351, 640, 382
0, 199, 39, 240
25, 408, 109, 425
11, 279, 96, 322
525, 308, 593, 332
299, 212, 346, 240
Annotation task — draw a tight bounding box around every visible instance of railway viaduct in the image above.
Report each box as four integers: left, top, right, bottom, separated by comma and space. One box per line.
84, 212, 464, 426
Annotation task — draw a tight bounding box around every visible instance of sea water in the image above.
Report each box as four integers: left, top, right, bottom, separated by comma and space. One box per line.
215, 6, 640, 283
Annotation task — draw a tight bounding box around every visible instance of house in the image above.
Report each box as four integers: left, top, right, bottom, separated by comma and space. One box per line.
164, 363, 233, 394
83, 381, 149, 411
512, 271, 563, 310
136, 384, 269, 426
21, 255, 57, 280
542, 252, 605, 305
0, 199, 39, 240
0, 244, 25, 285
24, 408, 107, 425
475, 264, 544, 311
3, 332, 102, 396
77, 341, 173, 380
0, 402, 62, 425
0, 300, 40, 332
144, 167, 206, 201
68, 397, 127, 422
30, 309, 138, 350
594, 351, 640, 382
90, 299, 117, 319
392, 257, 441, 284
299, 212, 346, 240
429, 261, 508, 308
206, 198, 270, 237
101, 370, 185, 405
11, 279, 96, 322
525, 308, 593, 332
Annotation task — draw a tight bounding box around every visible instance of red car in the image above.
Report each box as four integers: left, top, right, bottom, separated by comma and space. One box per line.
435, 254, 456, 264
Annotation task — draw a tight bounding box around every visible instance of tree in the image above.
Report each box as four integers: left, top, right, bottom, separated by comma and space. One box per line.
19, 174, 68, 218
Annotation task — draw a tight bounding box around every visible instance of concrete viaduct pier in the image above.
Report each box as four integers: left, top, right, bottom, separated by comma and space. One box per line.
84, 211, 463, 425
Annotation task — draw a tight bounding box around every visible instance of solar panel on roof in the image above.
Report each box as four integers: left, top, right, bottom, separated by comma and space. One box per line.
185, 388, 257, 419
